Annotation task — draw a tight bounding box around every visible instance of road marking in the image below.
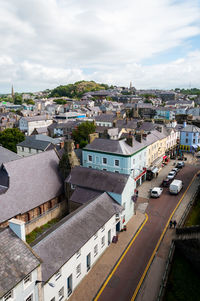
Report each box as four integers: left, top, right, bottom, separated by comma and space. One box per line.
131, 172, 197, 301
94, 213, 149, 301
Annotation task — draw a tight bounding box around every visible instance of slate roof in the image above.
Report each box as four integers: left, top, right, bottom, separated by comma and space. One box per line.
0, 228, 40, 298
0, 146, 21, 166
84, 137, 148, 155
17, 135, 62, 150
66, 166, 129, 194
0, 150, 63, 223
33, 192, 122, 281
17, 138, 53, 151
95, 114, 115, 123
70, 187, 102, 204
180, 125, 200, 133
22, 115, 52, 122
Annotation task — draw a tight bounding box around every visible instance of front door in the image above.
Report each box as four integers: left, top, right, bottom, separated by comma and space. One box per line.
67, 274, 72, 297
108, 229, 111, 245
86, 253, 91, 272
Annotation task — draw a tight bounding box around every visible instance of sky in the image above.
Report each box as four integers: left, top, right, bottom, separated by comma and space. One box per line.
0, 0, 200, 93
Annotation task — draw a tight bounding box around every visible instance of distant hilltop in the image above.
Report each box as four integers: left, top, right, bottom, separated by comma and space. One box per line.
49, 80, 111, 99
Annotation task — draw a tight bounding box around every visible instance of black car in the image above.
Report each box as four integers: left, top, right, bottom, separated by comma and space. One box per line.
161, 178, 171, 187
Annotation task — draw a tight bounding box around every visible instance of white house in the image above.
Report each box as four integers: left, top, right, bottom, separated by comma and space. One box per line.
0, 219, 41, 301
32, 192, 123, 301
19, 116, 53, 135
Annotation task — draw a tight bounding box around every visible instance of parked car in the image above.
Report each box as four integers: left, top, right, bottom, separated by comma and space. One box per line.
176, 162, 185, 169
150, 187, 163, 198
172, 167, 179, 174
161, 178, 171, 187
167, 170, 176, 180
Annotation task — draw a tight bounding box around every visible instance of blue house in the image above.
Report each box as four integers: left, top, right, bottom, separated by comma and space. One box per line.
155, 107, 175, 120
180, 122, 200, 152
82, 137, 148, 186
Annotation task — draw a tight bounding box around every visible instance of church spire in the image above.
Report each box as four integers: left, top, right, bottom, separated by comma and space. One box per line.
11, 85, 14, 100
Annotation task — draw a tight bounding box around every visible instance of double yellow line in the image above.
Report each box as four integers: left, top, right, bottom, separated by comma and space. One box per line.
131, 172, 197, 300
94, 213, 149, 301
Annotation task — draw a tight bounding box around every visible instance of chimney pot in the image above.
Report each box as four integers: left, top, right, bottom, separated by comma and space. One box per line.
8, 218, 26, 241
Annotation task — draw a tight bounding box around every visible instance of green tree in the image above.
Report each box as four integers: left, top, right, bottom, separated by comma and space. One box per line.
72, 121, 96, 148
14, 93, 23, 105
0, 128, 25, 152
25, 99, 35, 105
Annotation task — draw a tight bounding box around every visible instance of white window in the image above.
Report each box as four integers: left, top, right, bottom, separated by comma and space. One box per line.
25, 294, 33, 301
55, 270, 61, 281
4, 290, 13, 301
76, 264, 81, 278
94, 244, 98, 257
94, 232, 98, 240
115, 159, 119, 166
88, 155, 92, 162
101, 236, 105, 248
76, 249, 81, 259
24, 273, 32, 286
102, 157, 107, 164
101, 225, 105, 232
58, 287, 64, 301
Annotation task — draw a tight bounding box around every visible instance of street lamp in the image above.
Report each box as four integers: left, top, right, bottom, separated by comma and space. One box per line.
35, 280, 55, 288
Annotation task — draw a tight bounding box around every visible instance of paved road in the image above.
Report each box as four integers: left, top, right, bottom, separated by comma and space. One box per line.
97, 164, 199, 301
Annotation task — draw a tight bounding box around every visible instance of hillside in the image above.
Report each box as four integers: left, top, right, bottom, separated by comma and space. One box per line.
49, 81, 109, 99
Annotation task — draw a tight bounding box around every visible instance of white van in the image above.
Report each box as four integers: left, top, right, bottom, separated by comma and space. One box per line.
169, 179, 183, 194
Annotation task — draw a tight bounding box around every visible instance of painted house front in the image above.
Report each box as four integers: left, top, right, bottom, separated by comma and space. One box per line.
82, 138, 148, 186
180, 122, 200, 152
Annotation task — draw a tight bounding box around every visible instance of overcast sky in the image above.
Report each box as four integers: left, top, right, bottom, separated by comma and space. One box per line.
0, 0, 200, 93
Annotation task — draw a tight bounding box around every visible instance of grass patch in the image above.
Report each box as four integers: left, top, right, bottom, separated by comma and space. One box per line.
164, 249, 200, 301
184, 196, 200, 226
26, 218, 59, 244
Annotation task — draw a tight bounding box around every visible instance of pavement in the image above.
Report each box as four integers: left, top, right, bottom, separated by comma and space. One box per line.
69, 153, 200, 301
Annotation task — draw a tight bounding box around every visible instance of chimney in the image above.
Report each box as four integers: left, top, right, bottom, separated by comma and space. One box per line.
156, 126, 163, 133
9, 218, 26, 241
126, 132, 133, 147
135, 133, 142, 143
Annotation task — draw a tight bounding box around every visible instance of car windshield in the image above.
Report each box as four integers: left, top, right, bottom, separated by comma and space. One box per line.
152, 191, 157, 194
169, 172, 174, 175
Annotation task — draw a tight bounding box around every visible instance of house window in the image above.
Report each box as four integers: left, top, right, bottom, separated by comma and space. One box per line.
123, 202, 126, 210
133, 159, 135, 164
94, 232, 98, 239
193, 139, 195, 143
55, 270, 61, 281
115, 159, 119, 166
24, 273, 32, 286
76, 249, 81, 259
102, 157, 107, 164
29, 148, 31, 153
94, 244, 98, 257
88, 155, 92, 162
194, 133, 196, 136
22, 147, 24, 152
101, 225, 105, 232
103, 168, 107, 171
25, 294, 33, 301
185, 138, 188, 143
76, 264, 81, 278
115, 171, 119, 173
101, 236, 105, 248
58, 287, 64, 301
186, 133, 188, 136
4, 290, 13, 301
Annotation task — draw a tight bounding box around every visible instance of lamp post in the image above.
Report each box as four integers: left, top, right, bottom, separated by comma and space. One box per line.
35, 280, 55, 288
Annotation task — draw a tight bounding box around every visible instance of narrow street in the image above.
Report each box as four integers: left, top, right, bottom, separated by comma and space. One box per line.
97, 163, 199, 301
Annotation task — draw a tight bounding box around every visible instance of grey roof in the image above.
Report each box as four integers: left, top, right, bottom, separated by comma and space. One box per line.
70, 187, 102, 204
17, 135, 62, 150
84, 137, 148, 155
95, 114, 115, 122
180, 124, 200, 133
0, 146, 21, 166
22, 115, 52, 122
0, 228, 40, 298
0, 150, 63, 223
33, 127, 48, 134
66, 166, 129, 194
17, 138, 53, 151
33, 192, 122, 281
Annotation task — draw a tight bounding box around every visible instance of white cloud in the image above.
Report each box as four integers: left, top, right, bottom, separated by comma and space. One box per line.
0, 0, 200, 91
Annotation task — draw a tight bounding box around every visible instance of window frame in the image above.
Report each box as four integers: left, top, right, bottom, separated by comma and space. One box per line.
114, 159, 119, 167
102, 157, 107, 165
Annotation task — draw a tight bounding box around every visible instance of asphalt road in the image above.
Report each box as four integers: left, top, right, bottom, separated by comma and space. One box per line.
97, 164, 199, 301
